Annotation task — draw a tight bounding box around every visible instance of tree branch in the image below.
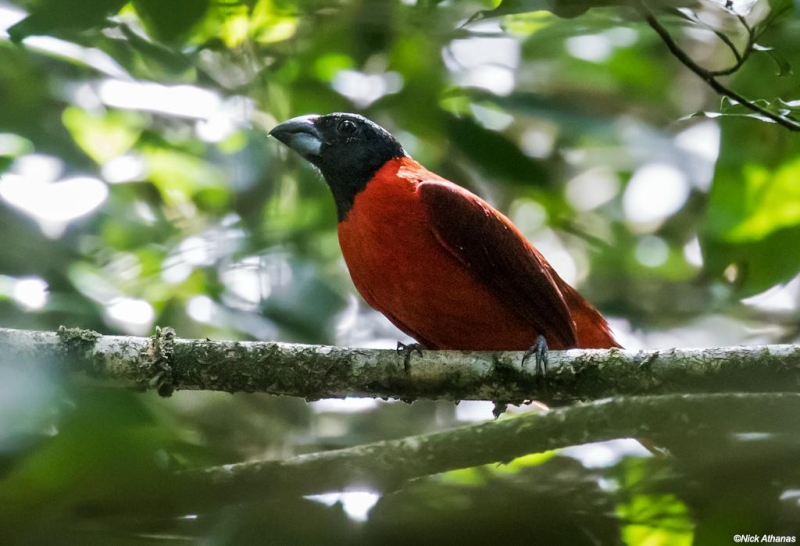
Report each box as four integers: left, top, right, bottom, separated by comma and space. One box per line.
170, 393, 800, 512
4, 326, 800, 405
639, 1, 800, 132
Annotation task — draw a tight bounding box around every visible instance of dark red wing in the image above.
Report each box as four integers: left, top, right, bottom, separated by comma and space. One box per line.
419, 181, 577, 349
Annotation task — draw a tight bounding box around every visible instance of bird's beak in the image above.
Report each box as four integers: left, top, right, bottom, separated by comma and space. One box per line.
269, 115, 323, 158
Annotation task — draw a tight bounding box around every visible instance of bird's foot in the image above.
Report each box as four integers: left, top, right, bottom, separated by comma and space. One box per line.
522, 335, 549, 377
397, 341, 424, 374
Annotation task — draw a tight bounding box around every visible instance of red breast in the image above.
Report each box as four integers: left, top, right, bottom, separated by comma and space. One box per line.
338, 156, 541, 350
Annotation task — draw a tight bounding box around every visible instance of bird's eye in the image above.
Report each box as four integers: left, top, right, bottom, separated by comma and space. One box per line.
337, 119, 357, 135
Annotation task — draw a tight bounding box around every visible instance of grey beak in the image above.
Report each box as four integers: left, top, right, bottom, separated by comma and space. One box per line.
269, 114, 323, 158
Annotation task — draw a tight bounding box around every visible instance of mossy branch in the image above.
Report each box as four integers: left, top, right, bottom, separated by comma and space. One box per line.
3, 326, 800, 405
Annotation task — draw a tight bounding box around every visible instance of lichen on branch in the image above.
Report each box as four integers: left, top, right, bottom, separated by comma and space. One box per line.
2, 327, 800, 404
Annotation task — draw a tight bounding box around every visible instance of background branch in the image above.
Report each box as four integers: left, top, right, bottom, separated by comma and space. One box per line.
5, 326, 800, 405
168, 393, 800, 512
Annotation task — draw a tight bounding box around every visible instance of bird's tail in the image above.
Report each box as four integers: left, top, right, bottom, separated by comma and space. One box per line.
557, 280, 621, 349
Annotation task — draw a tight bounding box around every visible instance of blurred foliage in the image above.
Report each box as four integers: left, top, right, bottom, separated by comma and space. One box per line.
1, 0, 800, 542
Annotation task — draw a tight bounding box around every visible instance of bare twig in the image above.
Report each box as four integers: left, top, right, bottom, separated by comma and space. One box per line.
705, 13, 747, 76
666, 7, 744, 76
639, 1, 800, 132
4, 327, 800, 405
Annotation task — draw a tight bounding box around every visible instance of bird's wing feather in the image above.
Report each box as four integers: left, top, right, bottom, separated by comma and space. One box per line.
419, 180, 577, 348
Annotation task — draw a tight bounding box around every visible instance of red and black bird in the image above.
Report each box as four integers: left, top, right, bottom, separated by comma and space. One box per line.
270, 113, 620, 367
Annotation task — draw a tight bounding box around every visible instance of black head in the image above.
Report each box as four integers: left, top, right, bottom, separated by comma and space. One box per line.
269, 113, 405, 220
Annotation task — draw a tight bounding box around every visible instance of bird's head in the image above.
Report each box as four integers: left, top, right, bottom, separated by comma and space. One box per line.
269, 113, 405, 220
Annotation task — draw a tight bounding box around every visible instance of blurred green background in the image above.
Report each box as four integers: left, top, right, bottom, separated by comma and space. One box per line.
1, 0, 799, 543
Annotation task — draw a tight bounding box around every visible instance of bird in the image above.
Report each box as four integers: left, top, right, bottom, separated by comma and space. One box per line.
269, 113, 620, 369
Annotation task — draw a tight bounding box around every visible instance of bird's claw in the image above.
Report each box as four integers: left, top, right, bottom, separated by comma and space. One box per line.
522, 335, 549, 377
397, 341, 424, 374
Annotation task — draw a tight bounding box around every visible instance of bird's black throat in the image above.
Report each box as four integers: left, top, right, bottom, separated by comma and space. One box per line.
313, 142, 404, 222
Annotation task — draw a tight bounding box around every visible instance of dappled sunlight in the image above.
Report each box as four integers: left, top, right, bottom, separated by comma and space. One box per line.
0, 275, 49, 311
332, 70, 404, 108
606, 317, 638, 349
219, 252, 293, 312
640, 314, 774, 348
531, 228, 579, 285
470, 103, 515, 131
186, 295, 217, 324
623, 163, 691, 231
220, 257, 273, 311
509, 198, 548, 234
455, 400, 495, 422
635, 235, 670, 268
306, 491, 381, 522
0, 363, 58, 449
566, 34, 614, 63
0, 4, 24, 36
566, 27, 639, 63
566, 166, 621, 211
310, 398, 382, 414
683, 236, 704, 268
101, 154, 146, 184
98, 80, 222, 119
560, 439, 652, 468
742, 274, 800, 313
95, 79, 253, 145
519, 125, 557, 158
674, 121, 720, 191
161, 222, 246, 283
11, 277, 48, 310
445, 21, 519, 96
104, 297, 155, 335
0, 155, 108, 238
0, 132, 32, 156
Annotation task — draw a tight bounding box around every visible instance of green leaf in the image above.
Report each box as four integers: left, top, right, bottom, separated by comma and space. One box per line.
682, 94, 800, 126
764, 0, 795, 21
0, 386, 185, 537
680, 110, 775, 123
468, 0, 619, 22
62, 107, 144, 164
753, 44, 794, 77
7, 0, 127, 43
142, 145, 226, 204
465, 90, 615, 132
776, 98, 800, 115
618, 493, 693, 546
118, 23, 194, 75
447, 116, 551, 188
467, 0, 699, 22
132, 0, 210, 45
0, 156, 13, 173
702, 117, 800, 294
722, 160, 800, 241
